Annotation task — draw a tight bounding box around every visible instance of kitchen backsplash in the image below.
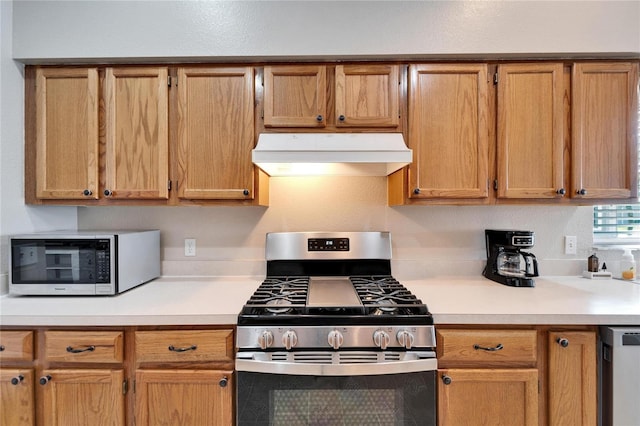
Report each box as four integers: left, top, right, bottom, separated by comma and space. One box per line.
77, 176, 593, 280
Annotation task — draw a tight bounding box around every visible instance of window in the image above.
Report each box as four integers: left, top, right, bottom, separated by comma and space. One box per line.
593, 99, 640, 244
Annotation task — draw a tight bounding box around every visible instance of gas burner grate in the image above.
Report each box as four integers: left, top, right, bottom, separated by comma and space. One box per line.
351, 275, 428, 315
245, 276, 309, 309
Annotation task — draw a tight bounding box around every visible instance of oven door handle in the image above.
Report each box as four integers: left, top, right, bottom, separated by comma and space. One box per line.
236, 353, 437, 376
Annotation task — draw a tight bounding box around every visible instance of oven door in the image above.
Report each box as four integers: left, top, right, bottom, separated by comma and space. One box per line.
236, 352, 437, 425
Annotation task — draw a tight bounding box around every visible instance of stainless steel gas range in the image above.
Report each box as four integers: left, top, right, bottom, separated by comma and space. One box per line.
236, 232, 437, 426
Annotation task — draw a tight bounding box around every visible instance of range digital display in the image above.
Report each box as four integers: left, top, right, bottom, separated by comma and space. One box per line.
308, 238, 350, 251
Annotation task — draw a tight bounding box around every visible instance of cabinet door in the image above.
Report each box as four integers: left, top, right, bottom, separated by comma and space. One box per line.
438, 368, 538, 426
572, 62, 639, 199
104, 67, 169, 199
335, 64, 399, 127
177, 67, 255, 200
0, 369, 35, 426
135, 370, 233, 426
39, 369, 125, 426
263, 65, 326, 127
548, 331, 596, 426
497, 63, 565, 198
35, 68, 99, 200
408, 64, 490, 199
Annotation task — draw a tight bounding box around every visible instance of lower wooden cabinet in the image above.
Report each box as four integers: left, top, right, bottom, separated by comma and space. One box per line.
438, 368, 539, 426
0, 327, 235, 426
0, 368, 35, 426
39, 369, 125, 426
135, 370, 233, 426
547, 331, 597, 426
437, 326, 597, 426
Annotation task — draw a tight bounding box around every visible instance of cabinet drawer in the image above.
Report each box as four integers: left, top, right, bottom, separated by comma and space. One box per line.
44, 331, 124, 363
437, 329, 537, 367
0, 330, 34, 361
135, 330, 234, 364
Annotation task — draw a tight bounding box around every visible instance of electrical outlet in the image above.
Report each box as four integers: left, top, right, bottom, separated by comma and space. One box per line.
184, 238, 196, 257
564, 235, 577, 255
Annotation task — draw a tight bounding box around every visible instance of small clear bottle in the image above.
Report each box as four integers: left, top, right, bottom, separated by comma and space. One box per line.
620, 249, 636, 280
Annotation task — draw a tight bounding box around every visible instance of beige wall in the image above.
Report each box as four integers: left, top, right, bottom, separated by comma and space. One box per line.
2, 1, 637, 285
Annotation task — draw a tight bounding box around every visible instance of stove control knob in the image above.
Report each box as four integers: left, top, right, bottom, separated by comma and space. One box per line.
282, 330, 298, 350
397, 330, 415, 350
373, 330, 391, 350
258, 330, 274, 349
328, 330, 344, 350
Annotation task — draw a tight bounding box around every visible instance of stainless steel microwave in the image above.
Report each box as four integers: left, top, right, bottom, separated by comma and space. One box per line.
9, 230, 160, 296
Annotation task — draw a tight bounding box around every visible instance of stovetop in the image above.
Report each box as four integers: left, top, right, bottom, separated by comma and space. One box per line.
237, 274, 432, 326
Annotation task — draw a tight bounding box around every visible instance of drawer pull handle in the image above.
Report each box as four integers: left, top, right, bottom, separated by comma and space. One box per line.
66, 345, 95, 354
168, 344, 197, 353
473, 343, 504, 352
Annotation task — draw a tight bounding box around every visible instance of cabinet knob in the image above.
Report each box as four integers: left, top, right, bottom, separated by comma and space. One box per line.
83, 189, 93, 196
243, 189, 250, 196
316, 115, 323, 122
39, 375, 52, 386
576, 188, 587, 196
0, 345, 5, 352
338, 114, 346, 122
442, 375, 452, 385
413, 188, 421, 195
103, 189, 113, 197
11, 375, 24, 385
556, 188, 566, 195
556, 337, 569, 348
219, 377, 228, 388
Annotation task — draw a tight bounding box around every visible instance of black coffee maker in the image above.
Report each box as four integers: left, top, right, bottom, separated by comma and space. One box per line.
483, 229, 539, 287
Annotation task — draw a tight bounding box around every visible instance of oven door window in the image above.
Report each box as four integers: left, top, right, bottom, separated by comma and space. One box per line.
11, 239, 100, 284
237, 371, 436, 426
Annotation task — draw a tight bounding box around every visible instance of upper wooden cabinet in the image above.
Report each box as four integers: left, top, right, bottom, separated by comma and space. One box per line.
335, 64, 399, 127
104, 67, 169, 200
263, 64, 400, 128
32, 66, 169, 202
407, 64, 490, 200
571, 62, 639, 200
176, 66, 255, 200
35, 68, 99, 200
496, 63, 566, 199
263, 65, 327, 127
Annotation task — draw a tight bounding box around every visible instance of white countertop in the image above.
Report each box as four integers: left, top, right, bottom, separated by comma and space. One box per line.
1, 275, 639, 327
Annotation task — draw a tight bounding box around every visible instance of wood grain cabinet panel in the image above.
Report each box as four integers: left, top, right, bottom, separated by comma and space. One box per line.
135, 330, 234, 364
104, 67, 169, 200
571, 62, 639, 199
496, 63, 565, 199
437, 329, 537, 367
44, 331, 124, 363
35, 67, 99, 200
39, 369, 125, 426
548, 331, 597, 426
263, 65, 327, 127
407, 64, 490, 199
0, 330, 34, 361
135, 369, 233, 426
0, 368, 35, 426
176, 66, 255, 200
438, 368, 538, 426
335, 64, 399, 127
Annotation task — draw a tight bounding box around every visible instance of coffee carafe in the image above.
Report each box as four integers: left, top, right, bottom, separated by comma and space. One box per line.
483, 229, 539, 287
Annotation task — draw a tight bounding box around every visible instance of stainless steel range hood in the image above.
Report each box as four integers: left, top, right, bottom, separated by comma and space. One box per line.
252, 133, 412, 176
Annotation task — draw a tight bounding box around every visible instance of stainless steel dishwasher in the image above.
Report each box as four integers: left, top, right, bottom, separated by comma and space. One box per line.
599, 326, 640, 426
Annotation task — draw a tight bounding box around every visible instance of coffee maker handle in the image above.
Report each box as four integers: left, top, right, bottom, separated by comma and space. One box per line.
521, 252, 539, 277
